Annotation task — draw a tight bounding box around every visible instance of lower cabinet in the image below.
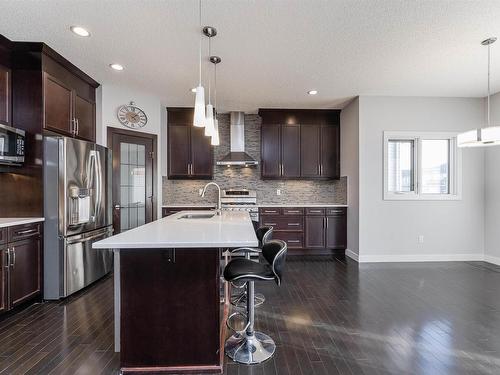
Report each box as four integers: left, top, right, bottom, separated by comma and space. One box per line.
0, 222, 42, 314
260, 207, 347, 254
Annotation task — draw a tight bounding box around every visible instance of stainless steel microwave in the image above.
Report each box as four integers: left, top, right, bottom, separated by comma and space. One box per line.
0, 124, 25, 166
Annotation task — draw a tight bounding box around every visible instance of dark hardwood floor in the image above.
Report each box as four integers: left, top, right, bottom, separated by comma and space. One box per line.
1, 257, 500, 374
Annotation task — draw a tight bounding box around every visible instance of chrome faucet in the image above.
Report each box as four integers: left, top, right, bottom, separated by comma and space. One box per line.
201, 182, 222, 215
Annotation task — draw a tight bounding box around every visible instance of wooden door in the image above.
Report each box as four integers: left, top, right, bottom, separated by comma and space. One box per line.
190, 126, 213, 178
109, 128, 157, 234
321, 125, 340, 178
9, 237, 41, 308
305, 216, 325, 249
326, 215, 347, 249
168, 125, 191, 178
44, 73, 73, 136
261, 124, 281, 178
74, 94, 95, 142
0, 247, 7, 313
300, 125, 321, 177
281, 125, 300, 177
0, 65, 11, 125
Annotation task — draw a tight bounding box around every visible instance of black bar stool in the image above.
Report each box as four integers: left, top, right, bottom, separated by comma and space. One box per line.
223, 240, 288, 364
229, 226, 273, 308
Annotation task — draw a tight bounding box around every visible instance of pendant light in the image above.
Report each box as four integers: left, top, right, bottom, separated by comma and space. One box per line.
193, 0, 205, 128
210, 56, 221, 146
203, 26, 217, 137
458, 37, 499, 147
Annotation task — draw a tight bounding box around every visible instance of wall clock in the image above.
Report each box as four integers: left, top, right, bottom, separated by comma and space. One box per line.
117, 102, 148, 129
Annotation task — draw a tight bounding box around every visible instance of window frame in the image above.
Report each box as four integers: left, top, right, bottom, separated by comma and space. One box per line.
383, 131, 462, 201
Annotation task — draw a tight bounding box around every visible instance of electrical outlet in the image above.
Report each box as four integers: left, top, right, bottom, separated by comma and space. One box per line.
418, 235, 424, 244
276, 189, 281, 196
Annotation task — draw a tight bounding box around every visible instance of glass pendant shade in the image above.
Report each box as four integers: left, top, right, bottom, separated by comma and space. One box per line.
211, 118, 220, 146
193, 86, 205, 127
205, 104, 215, 136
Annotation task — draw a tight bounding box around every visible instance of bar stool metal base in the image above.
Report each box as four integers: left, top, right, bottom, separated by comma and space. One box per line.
225, 331, 276, 365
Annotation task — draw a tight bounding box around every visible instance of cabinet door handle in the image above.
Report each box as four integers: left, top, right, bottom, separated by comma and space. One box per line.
310, 210, 322, 213
288, 240, 300, 243
264, 210, 277, 213
15, 228, 38, 236
75, 118, 79, 135
287, 223, 300, 226
11, 247, 15, 267
320, 164, 323, 175
264, 223, 277, 226
287, 210, 300, 213
6, 248, 10, 269
326, 218, 329, 228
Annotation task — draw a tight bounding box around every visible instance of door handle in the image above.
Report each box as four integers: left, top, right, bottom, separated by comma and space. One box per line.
114, 204, 121, 210
11, 247, 15, 267
75, 118, 79, 135
6, 248, 10, 269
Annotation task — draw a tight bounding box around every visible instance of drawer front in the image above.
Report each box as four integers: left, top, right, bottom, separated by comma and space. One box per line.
0, 228, 6, 245
326, 207, 346, 216
305, 208, 326, 216
259, 207, 282, 215
260, 216, 303, 231
274, 232, 303, 249
283, 208, 304, 215
8, 223, 41, 242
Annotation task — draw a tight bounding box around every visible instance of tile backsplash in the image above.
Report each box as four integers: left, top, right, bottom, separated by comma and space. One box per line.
162, 113, 347, 205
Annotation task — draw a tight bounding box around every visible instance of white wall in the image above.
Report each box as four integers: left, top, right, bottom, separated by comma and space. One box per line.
340, 98, 360, 260
358, 96, 485, 262
484, 92, 500, 265
96, 83, 166, 218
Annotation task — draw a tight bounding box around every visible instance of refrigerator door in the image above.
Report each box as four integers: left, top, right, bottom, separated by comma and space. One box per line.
63, 226, 113, 297
62, 138, 98, 237
93, 143, 113, 229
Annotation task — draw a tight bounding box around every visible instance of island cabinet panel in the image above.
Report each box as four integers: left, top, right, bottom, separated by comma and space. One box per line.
162, 206, 215, 217
259, 109, 341, 180
167, 107, 213, 179
119, 248, 221, 374
0, 247, 7, 314
0, 65, 11, 125
259, 206, 346, 254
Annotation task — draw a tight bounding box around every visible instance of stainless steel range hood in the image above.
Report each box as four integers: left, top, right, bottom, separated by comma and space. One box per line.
217, 112, 259, 166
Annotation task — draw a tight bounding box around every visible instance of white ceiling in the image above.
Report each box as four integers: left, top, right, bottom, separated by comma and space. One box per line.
1, 0, 500, 112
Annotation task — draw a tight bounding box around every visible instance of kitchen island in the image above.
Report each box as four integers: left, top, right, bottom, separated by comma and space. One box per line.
93, 211, 258, 374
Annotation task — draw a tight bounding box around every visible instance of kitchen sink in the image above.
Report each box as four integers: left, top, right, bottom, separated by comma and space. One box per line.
177, 212, 216, 219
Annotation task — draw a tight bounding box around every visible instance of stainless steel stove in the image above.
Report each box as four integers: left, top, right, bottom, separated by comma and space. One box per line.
221, 189, 258, 222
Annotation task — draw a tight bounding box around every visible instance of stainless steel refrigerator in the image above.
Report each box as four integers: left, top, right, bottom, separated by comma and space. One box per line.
44, 136, 113, 299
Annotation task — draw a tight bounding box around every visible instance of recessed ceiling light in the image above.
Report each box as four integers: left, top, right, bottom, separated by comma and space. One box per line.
70, 26, 90, 37
308, 90, 318, 95
109, 63, 124, 71
191, 88, 197, 93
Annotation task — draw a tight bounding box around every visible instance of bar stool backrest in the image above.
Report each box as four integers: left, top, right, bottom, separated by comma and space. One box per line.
262, 240, 288, 286
256, 226, 273, 248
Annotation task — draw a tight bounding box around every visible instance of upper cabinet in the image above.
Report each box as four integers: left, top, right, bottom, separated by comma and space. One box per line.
13, 42, 99, 142
167, 107, 213, 179
259, 109, 341, 180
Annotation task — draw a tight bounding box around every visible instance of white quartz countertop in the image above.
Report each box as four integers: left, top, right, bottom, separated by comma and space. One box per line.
93, 210, 258, 249
0, 217, 45, 228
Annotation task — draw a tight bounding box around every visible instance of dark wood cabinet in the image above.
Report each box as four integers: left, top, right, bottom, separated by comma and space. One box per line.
260, 206, 346, 254
261, 124, 300, 178
259, 109, 341, 180
9, 237, 41, 307
0, 64, 11, 125
167, 108, 213, 179
74, 94, 95, 141
305, 216, 325, 249
44, 73, 73, 135
0, 222, 42, 314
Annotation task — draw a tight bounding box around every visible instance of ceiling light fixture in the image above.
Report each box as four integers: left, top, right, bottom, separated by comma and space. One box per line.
308, 90, 318, 95
203, 26, 217, 137
70, 26, 90, 37
193, 0, 206, 128
109, 63, 124, 71
458, 37, 499, 147
210, 55, 221, 146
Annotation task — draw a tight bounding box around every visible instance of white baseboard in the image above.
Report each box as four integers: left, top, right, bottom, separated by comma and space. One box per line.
484, 254, 500, 266
345, 249, 359, 262
357, 253, 484, 263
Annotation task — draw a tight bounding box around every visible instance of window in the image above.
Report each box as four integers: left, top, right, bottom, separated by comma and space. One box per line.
384, 132, 461, 200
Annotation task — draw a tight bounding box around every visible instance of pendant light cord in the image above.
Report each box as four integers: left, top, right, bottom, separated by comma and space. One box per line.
198, 0, 202, 86
208, 37, 211, 104
214, 62, 217, 119
487, 41, 491, 127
